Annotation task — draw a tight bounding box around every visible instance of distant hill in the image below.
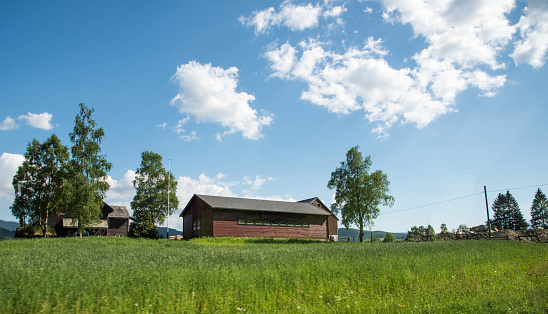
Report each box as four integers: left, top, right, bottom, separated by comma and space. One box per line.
0, 219, 19, 231
338, 228, 406, 241
156, 227, 183, 238
0, 226, 15, 240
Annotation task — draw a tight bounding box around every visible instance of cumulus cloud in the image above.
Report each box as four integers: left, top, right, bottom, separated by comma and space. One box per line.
105, 170, 136, 201
240, 1, 345, 34
176, 173, 238, 208
511, 0, 548, 68
383, 0, 515, 70
171, 61, 273, 140
18, 112, 54, 130
262, 1, 522, 137
265, 39, 455, 137
0, 116, 18, 130
243, 175, 275, 190
1, 112, 54, 131
0, 153, 25, 200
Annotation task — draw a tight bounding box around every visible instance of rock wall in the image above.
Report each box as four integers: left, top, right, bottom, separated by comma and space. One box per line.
405, 228, 548, 242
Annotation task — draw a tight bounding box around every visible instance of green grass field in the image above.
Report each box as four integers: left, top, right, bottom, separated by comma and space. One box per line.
0, 237, 546, 313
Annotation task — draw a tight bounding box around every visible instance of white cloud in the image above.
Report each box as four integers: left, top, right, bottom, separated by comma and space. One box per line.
240, 1, 345, 34
243, 175, 275, 190
18, 112, 54, 130
171, 116, 198, 141
265, 39, 454, 136
105, 170, 136, 201
263, 1, 523, 137
383, 0, 515, 70
0, 153, 25, 200
241, 194, 297, 202
177, 173, 238, 209
0, 116, 18, 130
171, 61, 273, 140
511, 0, 548, 68
157, 122, 167, 130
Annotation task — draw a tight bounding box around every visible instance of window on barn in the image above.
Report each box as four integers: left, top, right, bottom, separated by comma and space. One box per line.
236, 219, 310, 228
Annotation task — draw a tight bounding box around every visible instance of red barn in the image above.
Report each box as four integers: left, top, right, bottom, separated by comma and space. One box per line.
180, 194, 338, 240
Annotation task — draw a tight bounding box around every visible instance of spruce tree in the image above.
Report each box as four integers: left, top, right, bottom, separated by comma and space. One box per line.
491, 191, 528, 230
530, 188, 548, 229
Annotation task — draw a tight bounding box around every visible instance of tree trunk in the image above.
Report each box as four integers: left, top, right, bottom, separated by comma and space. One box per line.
43, 208, 48, 238
359, 223, 364, 242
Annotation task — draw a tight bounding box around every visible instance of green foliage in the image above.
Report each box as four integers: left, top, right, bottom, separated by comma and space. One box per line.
65, 103, 112, 234
408, 225, 431, 236
0, 238, 546, 313
129, 151, 179, 238
14, 224, 56, 238
328, 146, 394, 242
458, 224, 469, 231
383, 232, 395, 243
10, 134, 69, 235
440, 223, 448, 232
530, 188, 548, 229
491, 191, 529, 230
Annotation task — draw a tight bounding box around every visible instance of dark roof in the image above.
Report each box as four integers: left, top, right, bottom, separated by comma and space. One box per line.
103, 204, 130, 219
185, 194, 331, 216
298, 197, 339, 220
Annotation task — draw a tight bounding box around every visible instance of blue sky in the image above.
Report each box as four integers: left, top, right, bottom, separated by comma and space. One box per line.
1, 0, 547, 233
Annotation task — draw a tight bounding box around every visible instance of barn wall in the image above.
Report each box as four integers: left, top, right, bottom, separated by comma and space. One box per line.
183, 213, 193, 238
108, 218, 128, 236
182, 197, 214, 238
212, 209, 328, 239
328, 215, 338, 235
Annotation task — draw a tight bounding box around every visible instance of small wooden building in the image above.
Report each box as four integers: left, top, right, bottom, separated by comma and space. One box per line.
180, 194, 338, 240
48, 203, 130, 237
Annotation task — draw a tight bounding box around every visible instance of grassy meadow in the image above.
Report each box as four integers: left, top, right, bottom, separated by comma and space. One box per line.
0, 237, 546, 313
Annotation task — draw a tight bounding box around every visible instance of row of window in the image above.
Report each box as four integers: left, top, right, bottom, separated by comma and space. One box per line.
237, 219, 310, 228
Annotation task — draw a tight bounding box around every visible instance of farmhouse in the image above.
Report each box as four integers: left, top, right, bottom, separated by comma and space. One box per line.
48, 203, 130, 237
180, 194, 338, 240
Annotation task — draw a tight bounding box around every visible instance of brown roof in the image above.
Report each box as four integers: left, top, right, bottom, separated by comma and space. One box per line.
181, 194, 331, 217
102, 204, 130, 219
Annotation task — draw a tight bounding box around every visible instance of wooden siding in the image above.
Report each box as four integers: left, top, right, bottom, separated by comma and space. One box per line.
182, 196, 213, 238
212, 209, 328, 239
108, 218, 128, 236
327, 215, 338, 236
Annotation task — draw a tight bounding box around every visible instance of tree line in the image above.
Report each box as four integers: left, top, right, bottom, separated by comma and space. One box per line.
327, 145, 547, 243
407, 189, 548, 235
10, 103, 178, 238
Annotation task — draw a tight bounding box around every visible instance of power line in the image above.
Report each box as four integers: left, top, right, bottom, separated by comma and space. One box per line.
382, 192, 484, 214
486, 183, 548, 193
381, 183, 548, 215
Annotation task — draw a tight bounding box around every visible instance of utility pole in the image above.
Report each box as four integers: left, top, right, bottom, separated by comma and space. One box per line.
167, 159, 170, 240
484, 186, 491, 240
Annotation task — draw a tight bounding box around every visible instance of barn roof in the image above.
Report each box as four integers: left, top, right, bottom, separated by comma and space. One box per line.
298, 197, 339, 221
103, 204, 130, 219
182, 194, 331, 216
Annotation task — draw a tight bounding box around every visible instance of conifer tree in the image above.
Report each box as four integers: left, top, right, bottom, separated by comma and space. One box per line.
491, 191, 529, 230
530, 188, 548, 229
